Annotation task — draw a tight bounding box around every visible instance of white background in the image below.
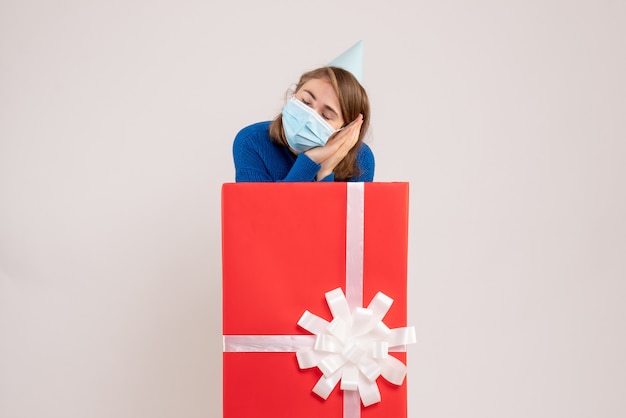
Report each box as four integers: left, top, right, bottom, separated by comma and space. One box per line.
1, 1, 625, 417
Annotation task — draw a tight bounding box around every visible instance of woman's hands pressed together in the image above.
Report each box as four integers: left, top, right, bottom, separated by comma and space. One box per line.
305, 114, 364, 180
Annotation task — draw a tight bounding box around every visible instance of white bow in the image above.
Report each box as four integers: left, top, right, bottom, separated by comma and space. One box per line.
296, 287, 416, 407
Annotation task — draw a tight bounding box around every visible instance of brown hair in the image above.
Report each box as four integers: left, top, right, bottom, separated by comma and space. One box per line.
269, 66, 370, 181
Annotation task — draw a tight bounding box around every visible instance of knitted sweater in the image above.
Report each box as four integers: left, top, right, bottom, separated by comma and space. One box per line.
232, 121, 375, 182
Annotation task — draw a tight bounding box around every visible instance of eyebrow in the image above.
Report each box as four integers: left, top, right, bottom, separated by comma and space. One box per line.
303, 89, 339, 117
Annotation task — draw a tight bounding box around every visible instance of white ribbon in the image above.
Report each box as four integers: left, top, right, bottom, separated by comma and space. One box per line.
296, 287, 416, 408
345, 182, 365, 311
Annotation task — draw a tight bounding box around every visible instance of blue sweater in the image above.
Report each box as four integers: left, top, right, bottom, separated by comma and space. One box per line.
233, 121, 375, 182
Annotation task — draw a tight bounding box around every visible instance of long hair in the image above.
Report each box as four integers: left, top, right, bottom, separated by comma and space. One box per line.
269, 66, 370, 181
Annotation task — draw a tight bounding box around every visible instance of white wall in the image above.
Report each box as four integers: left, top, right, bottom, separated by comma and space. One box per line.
1, 1, 625, 417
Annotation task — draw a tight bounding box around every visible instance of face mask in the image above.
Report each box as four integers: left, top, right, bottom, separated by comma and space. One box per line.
281, 97, 338, 152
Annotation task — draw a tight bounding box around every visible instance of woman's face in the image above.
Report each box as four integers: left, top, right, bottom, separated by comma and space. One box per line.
295, 78, 345, 130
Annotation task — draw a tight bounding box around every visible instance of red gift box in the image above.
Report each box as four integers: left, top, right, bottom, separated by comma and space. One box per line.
222, 182, 412, 418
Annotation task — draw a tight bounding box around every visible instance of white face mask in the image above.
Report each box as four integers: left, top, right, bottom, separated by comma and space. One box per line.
281, 97, 338, 152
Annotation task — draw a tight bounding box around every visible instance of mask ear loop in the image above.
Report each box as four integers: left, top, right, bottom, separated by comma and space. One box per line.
329, 125, 347, 141
337, 117, 354, 132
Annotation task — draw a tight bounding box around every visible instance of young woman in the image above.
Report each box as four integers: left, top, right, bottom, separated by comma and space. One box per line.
232, 66, 374, 182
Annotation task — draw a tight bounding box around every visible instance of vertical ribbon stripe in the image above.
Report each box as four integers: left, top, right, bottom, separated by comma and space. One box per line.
345, 182, 365, 418
345, 182, 365, 311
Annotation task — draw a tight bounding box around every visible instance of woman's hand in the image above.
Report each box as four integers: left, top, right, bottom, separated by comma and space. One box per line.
305, 114, 363, 180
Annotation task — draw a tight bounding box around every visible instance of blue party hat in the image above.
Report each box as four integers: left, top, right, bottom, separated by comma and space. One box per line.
328, 40, 364, 83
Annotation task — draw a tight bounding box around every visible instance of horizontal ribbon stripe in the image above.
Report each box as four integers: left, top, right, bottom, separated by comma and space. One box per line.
223, 335, 409, 353
223, 335, 315, 352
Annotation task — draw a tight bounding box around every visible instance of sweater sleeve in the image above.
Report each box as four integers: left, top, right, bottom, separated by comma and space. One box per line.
281, 154, 322, 182
351, 143, 375, 182
233, 122, 321, 182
